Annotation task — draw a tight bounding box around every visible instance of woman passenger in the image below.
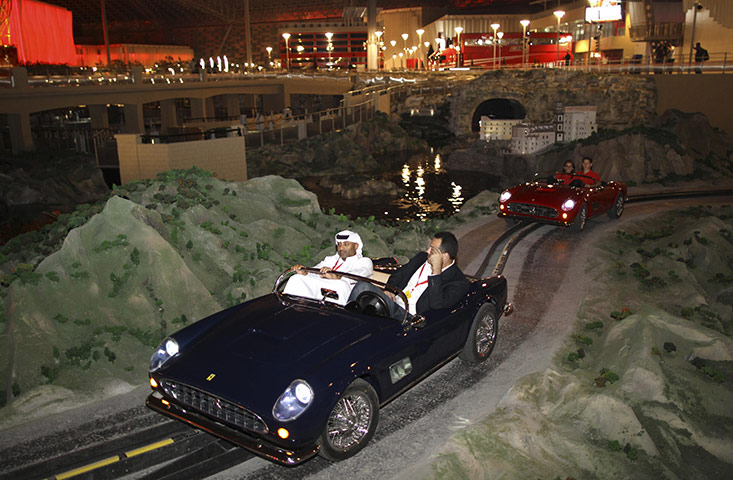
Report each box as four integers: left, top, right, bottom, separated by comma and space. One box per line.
555, 160, 575, 185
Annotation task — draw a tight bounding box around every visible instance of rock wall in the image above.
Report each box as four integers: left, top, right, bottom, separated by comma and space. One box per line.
538, 110, 733, 185
450, 70, 657, 135
246, 112, 427, 178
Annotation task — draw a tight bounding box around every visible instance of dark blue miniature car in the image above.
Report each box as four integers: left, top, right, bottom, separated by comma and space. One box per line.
146, 266, 512, 466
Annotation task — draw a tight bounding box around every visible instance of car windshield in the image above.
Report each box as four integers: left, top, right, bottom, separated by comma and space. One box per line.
273, 268, 410, 325
531, 171, 595, 187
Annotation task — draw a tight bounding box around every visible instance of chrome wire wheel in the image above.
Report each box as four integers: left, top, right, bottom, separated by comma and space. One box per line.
460, 304, 499, 363
325, 390, 373, 451
614, 194, 624, 217
475, 309, 497, 357
573, 204, 587, 232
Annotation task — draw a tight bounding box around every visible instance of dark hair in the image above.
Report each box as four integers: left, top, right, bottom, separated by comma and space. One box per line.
582, 157, 593, 165
563, 160, 575, 171
434, 231, 459, 260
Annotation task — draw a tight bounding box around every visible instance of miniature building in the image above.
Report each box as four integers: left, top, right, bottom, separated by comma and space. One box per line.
480, 116, 523, 141
510, 124, 556, 154
508, 104, 597, 154
562, 105, 597, 142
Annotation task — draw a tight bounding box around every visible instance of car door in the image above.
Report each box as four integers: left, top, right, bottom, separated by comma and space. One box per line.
586, 184, 616, 218
368, 307, 465, 400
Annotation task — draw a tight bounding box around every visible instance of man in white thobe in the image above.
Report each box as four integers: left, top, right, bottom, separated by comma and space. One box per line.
283, 230, 373, 305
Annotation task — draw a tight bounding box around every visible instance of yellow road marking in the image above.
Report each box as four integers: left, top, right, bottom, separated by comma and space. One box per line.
55, 456, 119, 479
51, 437, 175, 479
124, 437, 174, 458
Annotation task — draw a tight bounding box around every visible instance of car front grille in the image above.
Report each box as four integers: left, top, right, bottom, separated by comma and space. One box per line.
161, 380, 268, 434
507, 203, 558, 218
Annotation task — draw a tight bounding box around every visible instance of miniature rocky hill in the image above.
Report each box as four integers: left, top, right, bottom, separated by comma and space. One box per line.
246, 111, 428, 178
0, 168, 492, 422
409, 206, 733, 478
0, 152, 109, 244
539, 110, 733, 185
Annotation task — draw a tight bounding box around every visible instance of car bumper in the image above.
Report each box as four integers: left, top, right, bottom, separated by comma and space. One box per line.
497, 211, 572, 227
146, 392, 319, 466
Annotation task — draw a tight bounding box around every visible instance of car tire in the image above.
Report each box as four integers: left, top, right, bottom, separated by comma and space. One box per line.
608, 193, 624, 219
459, 303, 498, 363
317, 379, 379, 461
572, 204, 587, 232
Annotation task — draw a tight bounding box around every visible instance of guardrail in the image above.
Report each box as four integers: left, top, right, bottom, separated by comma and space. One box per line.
0, 69, 355, 88
1, 51, 730, 90
140, 126, 243, 144
439, 50, 731, 74
241, 98, 377, 149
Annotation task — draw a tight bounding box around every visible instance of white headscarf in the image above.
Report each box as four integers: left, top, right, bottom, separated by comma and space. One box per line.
335, 230, 363, 256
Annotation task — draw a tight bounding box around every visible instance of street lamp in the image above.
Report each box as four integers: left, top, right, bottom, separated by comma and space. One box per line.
497, 31, 504, 67
375, 31, 383, 70
389, 40, 397, 70
454, 26, 463, 67
520, 19, 530, 66
490, 23, 500, 69
266, 46, 272, 69
554, 10, 565, 64
401, 33, 409, 69
296, 44, 304, 70
282, 33, 291, 71
325, 32, 333, 68
416, 28, 425, 69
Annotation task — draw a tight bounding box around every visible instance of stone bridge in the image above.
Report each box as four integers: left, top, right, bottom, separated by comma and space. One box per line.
448, 69, 733, 137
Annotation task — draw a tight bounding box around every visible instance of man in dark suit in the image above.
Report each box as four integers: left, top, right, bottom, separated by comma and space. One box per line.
349, 231, 469, 318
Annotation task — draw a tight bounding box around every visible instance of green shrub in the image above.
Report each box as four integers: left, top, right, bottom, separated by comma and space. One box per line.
92, 234, 129, 252
45, 271, 60, 283
572, 334, 593, 346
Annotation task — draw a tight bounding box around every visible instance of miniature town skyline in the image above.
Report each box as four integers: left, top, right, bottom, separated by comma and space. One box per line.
480, 103, 597, 155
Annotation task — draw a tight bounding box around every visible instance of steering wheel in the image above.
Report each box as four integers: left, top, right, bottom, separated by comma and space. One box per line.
356, 291, 390, 318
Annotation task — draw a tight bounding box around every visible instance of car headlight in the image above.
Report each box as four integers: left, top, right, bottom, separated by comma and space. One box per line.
273, 379, 314, 421
150, 337, 179, 372
561, 199, 576, 211
499, 191, 512, 203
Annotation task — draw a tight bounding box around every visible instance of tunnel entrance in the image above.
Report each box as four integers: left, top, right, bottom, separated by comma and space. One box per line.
471, 98, 527, 132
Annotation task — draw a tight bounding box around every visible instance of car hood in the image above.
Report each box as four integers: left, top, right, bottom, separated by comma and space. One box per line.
159, 295, 377, 407
509, 183, 577, 205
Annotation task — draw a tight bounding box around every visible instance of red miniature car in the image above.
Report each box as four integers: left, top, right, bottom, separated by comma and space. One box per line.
497, 172, 627, 231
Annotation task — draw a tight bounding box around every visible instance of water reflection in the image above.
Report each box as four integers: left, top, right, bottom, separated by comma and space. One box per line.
310, 151, 500, 222
414, 165, 425, 199
449, 182, 463, 210
401, 165, 411, 187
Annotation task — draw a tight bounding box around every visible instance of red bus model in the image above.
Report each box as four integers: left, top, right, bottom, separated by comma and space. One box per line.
431, 31, 573, 69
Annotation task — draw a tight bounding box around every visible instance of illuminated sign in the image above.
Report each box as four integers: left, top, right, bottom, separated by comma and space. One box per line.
586, 0, 623, 22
